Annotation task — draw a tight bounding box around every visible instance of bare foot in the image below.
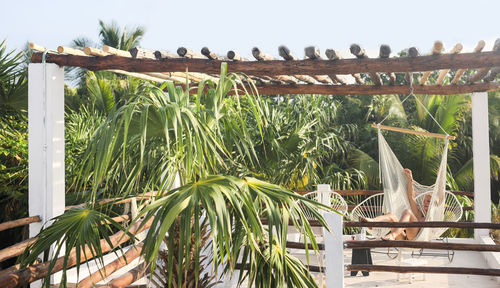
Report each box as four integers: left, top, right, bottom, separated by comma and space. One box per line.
381, 233, 396, 241
359, 217, 373, 230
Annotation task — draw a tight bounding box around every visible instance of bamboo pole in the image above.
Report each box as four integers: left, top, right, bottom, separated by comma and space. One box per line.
451, 40, 486, 84
436, 43, 463, 84
0, 216, 41, 232
0, 218, 154, 288
345, 240, 500, 251
77, 244, 143, 288
371, 123, 456, 140
346, 264, 500, 277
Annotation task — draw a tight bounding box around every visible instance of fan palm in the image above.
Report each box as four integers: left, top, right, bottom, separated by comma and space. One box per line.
98, 20, 144, 51
21, 64, 329, 288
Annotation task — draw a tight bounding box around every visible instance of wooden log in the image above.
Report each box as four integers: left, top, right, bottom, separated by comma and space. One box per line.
28, 43, 47, 53
346, 264, 500, 277
227, 50, 245, 61
154, 50, 178, 60
83, 47, 109, 57
469, 38, 500, 83
0, 216, 41, 232
102, 46, 131, 57
65, 192, 158, 210
108, 262, 149, 288
57, 46, 87, 56
350, 44, 382, 85
344, 221, 500, 229
379, 44, 396, 85
0, 237, 37, 263
277, 46, 317, 84
371, 123, 456, 140
420, 41, 445, 84
286, 241, 324, 251
484, 66, 500, 82
345, 240, 500, 252
436, 43, 463, 85
201, 47, 220, 60
252, 47, 274, 61
304, 46, 334, 84
0, 218, 154, 288
451, 40, 486, 84
78, 244, 143, 288
31, 51, 500, 77
406, 47, 420, 82
177, 47, 205, 59
129, 47, 156, 59
325, 49, 341, 60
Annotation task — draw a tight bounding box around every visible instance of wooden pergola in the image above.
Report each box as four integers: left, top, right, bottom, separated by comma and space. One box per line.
19, 39, 500, 287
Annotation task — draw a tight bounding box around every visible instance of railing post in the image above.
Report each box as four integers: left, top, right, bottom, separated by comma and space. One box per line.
323, 211, 344, 288
28, 63, 65, 287
317, 184, 332, 206
471, 92, 491, 239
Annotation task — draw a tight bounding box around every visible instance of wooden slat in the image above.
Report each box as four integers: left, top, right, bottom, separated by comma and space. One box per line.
345, 240, 500, 252
286, 241, 324, 250
451, 40, 486, 84
350, 44, 382, 85
0, 216, 41, 232
372, 123, 456, 140
420, 41, 444, 84
31, 51, 500, 76
0, 218, 154, 288
436, 43, 463, 85
469, 38, 500, 83
346, 264, 500, 277
108, 262, 149, 288
379, 44, 396, 85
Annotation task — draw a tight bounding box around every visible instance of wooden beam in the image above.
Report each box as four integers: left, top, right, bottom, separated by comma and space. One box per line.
154, 50, 178, 60
350, 44, 382, 85
0, 216, 41, 232
346, 265, 500, 277
304, 46, 334, 84
324, 49, 347, 84
345, 240, 500, 252
84, 47, 110, 57
371, 123, 456, 140
251, 47, 297, 84
108, 262, 149, 288
31, 51, 500, 76
102, 46, 131, 58
344, 221, 500, 229
250, 82, 497, 96
0, 237, 37, 263
296, 189, 473, 197
286, 241, 324, 250
278, 45, 317, 84
451, 40, 486, 84
57, 46, 86, 56
436, 43, 463, 84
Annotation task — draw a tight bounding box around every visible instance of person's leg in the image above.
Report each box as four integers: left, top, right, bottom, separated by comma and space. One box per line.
360, 212, 399, 223
382, 209, 419, 240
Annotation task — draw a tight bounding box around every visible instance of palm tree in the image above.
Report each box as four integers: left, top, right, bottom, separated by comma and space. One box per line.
98, 20, 144, 51
21, 64, 328, 287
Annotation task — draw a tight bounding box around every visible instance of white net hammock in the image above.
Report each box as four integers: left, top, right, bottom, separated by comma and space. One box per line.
377, 128, 449, 241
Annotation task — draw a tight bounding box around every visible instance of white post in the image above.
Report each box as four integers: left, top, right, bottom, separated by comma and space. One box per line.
28, 63, 65, 286
323, 212, 344, 288
317, 184, 331, 206
471, 92, 491, 239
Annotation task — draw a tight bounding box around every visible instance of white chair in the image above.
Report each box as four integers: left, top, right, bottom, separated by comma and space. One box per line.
350, 193, 391, 238
302, 190, 348, 219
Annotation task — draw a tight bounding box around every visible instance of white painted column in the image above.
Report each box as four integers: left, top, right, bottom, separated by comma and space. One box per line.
28, 63, 65, 286
323, 212, 344, 288
471, 92, 491, 239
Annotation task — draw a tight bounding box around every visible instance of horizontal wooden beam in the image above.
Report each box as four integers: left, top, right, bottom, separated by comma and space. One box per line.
372, 123, 456, 140
0, 237, 37, 263
250, 83, 497, 95
0, 216, 41, 233
286, 241, 324, 250
32, 51, 500, 76
344, 221, 500, 229
346, 264, 500, 277
345, 240, 500, 252
295, 189, 474, 197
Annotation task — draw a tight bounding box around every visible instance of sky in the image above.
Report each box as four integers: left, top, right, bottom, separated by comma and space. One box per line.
2, 0, 499, 59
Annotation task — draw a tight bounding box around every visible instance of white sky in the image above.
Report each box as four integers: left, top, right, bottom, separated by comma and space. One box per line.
1, 0, 499, 59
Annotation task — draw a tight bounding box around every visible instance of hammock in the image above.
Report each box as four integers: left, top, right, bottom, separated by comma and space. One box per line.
378, 128, 449, 241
